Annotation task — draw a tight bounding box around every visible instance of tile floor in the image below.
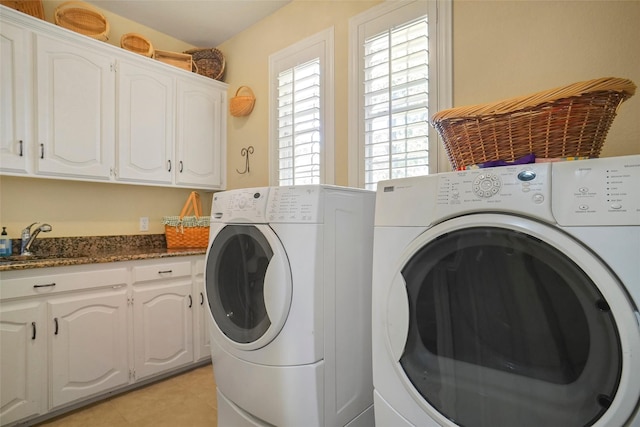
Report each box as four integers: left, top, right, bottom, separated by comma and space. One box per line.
36, 364, 217, 427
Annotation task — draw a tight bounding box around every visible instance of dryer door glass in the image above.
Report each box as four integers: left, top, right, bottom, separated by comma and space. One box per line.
206, 225, 273, 343
399, 226, 621, 427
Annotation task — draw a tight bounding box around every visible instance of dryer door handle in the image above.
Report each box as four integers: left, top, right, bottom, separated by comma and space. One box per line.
387, 273, 410, 362
262, 253, 293, 332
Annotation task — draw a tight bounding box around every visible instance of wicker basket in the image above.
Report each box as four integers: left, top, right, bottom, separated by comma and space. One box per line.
162, 192, 210, 249
431, 77, 636, 170
120, 33, 154, 57
1, 0, 44, 19
230, 86, 256, 117
54, 1, 109, 41
154, 49, 194, 72
184, 47, 225, 80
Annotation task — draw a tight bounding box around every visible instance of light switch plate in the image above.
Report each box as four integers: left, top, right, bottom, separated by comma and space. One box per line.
139, 217, 149, 232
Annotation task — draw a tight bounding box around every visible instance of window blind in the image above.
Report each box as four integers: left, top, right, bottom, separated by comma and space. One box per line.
277, 58, 321, 186
363, 17, 429, 190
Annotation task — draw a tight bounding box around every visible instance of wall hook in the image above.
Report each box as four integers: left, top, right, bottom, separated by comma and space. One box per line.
236, 146, 254, 174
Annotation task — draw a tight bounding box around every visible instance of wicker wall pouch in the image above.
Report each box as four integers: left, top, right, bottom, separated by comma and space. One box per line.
230, 86, 256, 117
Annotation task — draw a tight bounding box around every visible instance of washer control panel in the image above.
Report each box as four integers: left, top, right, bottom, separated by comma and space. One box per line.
268, 186, 322, 223
435, 163, 554, 222
211, 187, 270, 222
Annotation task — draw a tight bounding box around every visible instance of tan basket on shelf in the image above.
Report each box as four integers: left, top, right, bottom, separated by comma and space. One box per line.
230, 86, 256, 117
154, 49, 194, 72
162, 192, 210, 249
184, 47, 225, 80
54, 1, 109, 41
1, 0, 44, 19
431, 77, 636, 170
120, 33, 154, 57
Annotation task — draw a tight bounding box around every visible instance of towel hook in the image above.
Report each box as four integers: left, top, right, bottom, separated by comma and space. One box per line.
236, 146, 254, 174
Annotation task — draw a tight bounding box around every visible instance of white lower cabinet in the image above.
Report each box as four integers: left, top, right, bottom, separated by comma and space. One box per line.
132, 261, 194, 380
49, 288, 129, 408
0, 300, 46, 425
0, 256, 209, 426
193, 259, 211, 361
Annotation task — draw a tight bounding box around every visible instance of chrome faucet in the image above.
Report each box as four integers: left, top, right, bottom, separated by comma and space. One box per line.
21, 223, 52, 256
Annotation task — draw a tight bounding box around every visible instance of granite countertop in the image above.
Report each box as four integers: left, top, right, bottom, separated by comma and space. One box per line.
0, 235, 207, 272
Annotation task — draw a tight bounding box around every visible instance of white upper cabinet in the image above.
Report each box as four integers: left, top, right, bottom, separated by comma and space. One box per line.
0, 6, 227, 190
0, 20, 30, 174
176, 78, 227, 189
116, 59, 174, 184
34, 33, 116, 180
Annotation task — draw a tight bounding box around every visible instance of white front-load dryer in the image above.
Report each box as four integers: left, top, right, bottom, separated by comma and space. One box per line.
204, 185, 376, 427
372, 155, 640, 427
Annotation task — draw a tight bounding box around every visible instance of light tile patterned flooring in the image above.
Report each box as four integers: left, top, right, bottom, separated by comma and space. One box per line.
36, 364, 217, 427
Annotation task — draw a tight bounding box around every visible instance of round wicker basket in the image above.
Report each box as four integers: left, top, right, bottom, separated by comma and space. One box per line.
431, 77, 636, 169
230, 86, 256, 117
54, 1, 109, 41
184, 47, 225, 80
120, 33, 154, 57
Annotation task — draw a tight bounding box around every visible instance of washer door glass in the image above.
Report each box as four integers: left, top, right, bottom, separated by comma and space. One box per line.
400, 226, 621, 427
206, 225, 277, 344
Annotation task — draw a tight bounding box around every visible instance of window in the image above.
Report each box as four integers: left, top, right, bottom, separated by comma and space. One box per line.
349, 1, 452, 190
269, 28, 334, 186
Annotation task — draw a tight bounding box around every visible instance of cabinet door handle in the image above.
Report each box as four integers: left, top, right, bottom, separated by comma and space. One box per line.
167, 160, 172, 172
188, 295, 193, 308
19, 140, 24, 157
40, 143, 44, 159
158, 270, 172, 274
32, 322, 36, 340
54, 318, 59, 335
33, 283, 56, 288
179, 161, 183, 173
200, 292, 204, 305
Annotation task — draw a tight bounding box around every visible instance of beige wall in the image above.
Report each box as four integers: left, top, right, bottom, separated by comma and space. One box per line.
41, 0, 196, 53
1, 0, 639, 239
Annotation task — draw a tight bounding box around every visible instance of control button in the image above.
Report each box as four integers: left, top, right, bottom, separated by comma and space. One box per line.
611, 203, 622, 210
254, 192, 261, 199
532, 194, 544, 204
579, 204, 589, 211
517, 170, 536, 181
579, 187, 589, 194
522, 187, 530, 193
473, 173, 502, 198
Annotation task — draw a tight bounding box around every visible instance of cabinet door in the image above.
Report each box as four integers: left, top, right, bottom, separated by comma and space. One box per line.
0, 300, 46, 425
175, 79, 226, 189
49, 288, 129, 409
116, 60, 174, 184
0, 20, 30, 174
34, 34, 115, 180
133, 281, 193, 380
193, 260, 211, 361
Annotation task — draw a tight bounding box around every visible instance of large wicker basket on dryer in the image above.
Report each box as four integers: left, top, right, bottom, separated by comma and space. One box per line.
431, 77, 636, 169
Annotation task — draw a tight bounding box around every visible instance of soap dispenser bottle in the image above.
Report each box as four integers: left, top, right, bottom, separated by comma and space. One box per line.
0, 227, 12, 257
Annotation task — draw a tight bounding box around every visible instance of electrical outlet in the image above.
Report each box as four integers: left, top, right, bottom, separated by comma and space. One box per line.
139, 217, 149, 232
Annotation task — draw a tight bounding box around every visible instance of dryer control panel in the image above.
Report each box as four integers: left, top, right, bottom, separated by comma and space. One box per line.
551, 155, 640, 226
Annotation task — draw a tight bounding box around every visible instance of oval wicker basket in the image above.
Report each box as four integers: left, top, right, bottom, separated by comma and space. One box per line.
230, 86, 256, 117
184, 47, 225, 80
54, 1, 109, 41
1, 0, 45, 19
120, 33, 154, 57
431, 77, 636, 170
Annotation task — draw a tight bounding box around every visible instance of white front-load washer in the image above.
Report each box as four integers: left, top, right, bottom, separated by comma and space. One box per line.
372, 155, 640, 427
204, 185, 376, 427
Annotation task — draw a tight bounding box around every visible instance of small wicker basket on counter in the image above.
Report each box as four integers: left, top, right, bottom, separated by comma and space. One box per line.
54, 1, 109, 41
230, 86, 256, 117
162, 192, 210, 249
431, 77, 636, 169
